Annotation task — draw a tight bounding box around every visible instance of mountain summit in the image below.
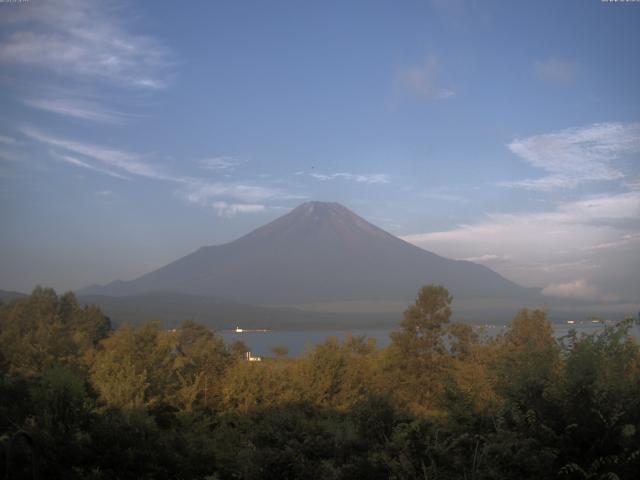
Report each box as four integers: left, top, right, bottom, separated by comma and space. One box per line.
80, 201, 531, 304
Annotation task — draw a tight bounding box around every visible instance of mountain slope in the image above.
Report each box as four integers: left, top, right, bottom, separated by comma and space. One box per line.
0, 289, 27, 302
80, 201, 534, 304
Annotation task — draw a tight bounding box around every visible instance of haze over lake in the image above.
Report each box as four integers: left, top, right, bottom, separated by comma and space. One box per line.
222, 321, 640, 357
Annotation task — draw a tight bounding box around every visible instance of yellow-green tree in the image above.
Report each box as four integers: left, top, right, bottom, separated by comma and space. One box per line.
171, 320, 229, 411
385, 284, 454, 415
0, 287, 110, 378
91, 322, 174, 409
492, 308, 560, 411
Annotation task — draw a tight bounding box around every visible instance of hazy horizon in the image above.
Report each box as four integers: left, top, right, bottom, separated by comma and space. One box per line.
1, 0, 639, 308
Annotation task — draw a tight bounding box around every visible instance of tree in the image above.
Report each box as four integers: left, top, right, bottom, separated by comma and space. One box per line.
298, 337, 372, 409
0, 287, 110, 378
386, 285, 454, 414
272, 345, 289, 358
90, 323, 170, 409
172, 320, 229, 411
391, 284, 453, 357
554, 317, 640, 479
29, 365, 95, 477
493, 309, 560, 411
221, 360, 300, 413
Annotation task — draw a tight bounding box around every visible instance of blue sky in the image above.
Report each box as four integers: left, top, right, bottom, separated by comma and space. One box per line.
1, 0, 639, 305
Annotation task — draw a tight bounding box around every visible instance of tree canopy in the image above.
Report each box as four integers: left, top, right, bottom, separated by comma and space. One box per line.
1, 286, 639, 479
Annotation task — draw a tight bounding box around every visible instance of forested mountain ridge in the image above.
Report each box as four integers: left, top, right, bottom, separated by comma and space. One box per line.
76, 291, 394, 329
0, 289, 26, 302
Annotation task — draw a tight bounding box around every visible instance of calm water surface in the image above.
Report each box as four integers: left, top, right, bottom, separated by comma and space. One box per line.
220, 322, 640, 357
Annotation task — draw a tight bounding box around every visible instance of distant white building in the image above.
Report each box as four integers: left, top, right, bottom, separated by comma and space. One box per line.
235, 326, 243, 333
245, 351, 262, 362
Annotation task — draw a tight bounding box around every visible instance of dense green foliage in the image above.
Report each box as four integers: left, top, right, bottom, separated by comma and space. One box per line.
1, 286, 639, 479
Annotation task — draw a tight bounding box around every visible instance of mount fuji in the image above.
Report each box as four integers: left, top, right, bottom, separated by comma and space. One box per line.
80, 201, 534, 306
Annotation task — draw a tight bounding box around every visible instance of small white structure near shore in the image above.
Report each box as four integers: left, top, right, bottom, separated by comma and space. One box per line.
245, 351, 262, 362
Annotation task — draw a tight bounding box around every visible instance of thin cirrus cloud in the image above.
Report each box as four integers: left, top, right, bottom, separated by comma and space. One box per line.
403, 192, 640, 251
309, 172, 390, 184
21, 126, 169, 180
0, 0, 172, 89
23, 97, 129, 124
199, 156, 245, 171
418, 189, 469, 203
183, 183, 281, 206
402, 191, 640, 300
211, 201, 266, 218
51, 152, 130, 180
395, 54, 455, 100
501, 122, 640, 191
582, 233, 640, 252
21, 126, 288, 214
625, 178, 640, 190
459, 254, 510, 264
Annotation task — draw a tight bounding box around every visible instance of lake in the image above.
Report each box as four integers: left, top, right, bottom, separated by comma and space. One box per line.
220, 321, 640, 357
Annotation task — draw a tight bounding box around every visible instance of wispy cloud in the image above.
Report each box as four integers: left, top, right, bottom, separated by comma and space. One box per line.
52, 152, 130, 180
459, 254, 510, 264
309, 172, 390, 184
402, 192, 640, 300
183, 182, 281, 206
502, 122, 640, 191
625, 178, 640, 190
533, 57, 578, 85
23, 97, 128, 124
211, 201, 266, 217
0, 0, 172, 89
199, 156, 245, 171
0, 135, 17, 145
396, 54, 455, 100
582, 233, 640, 252
21, 126, 169, 179
404, 192, 640, 246
21, 126, 299, 214
541, 279, 598, 300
